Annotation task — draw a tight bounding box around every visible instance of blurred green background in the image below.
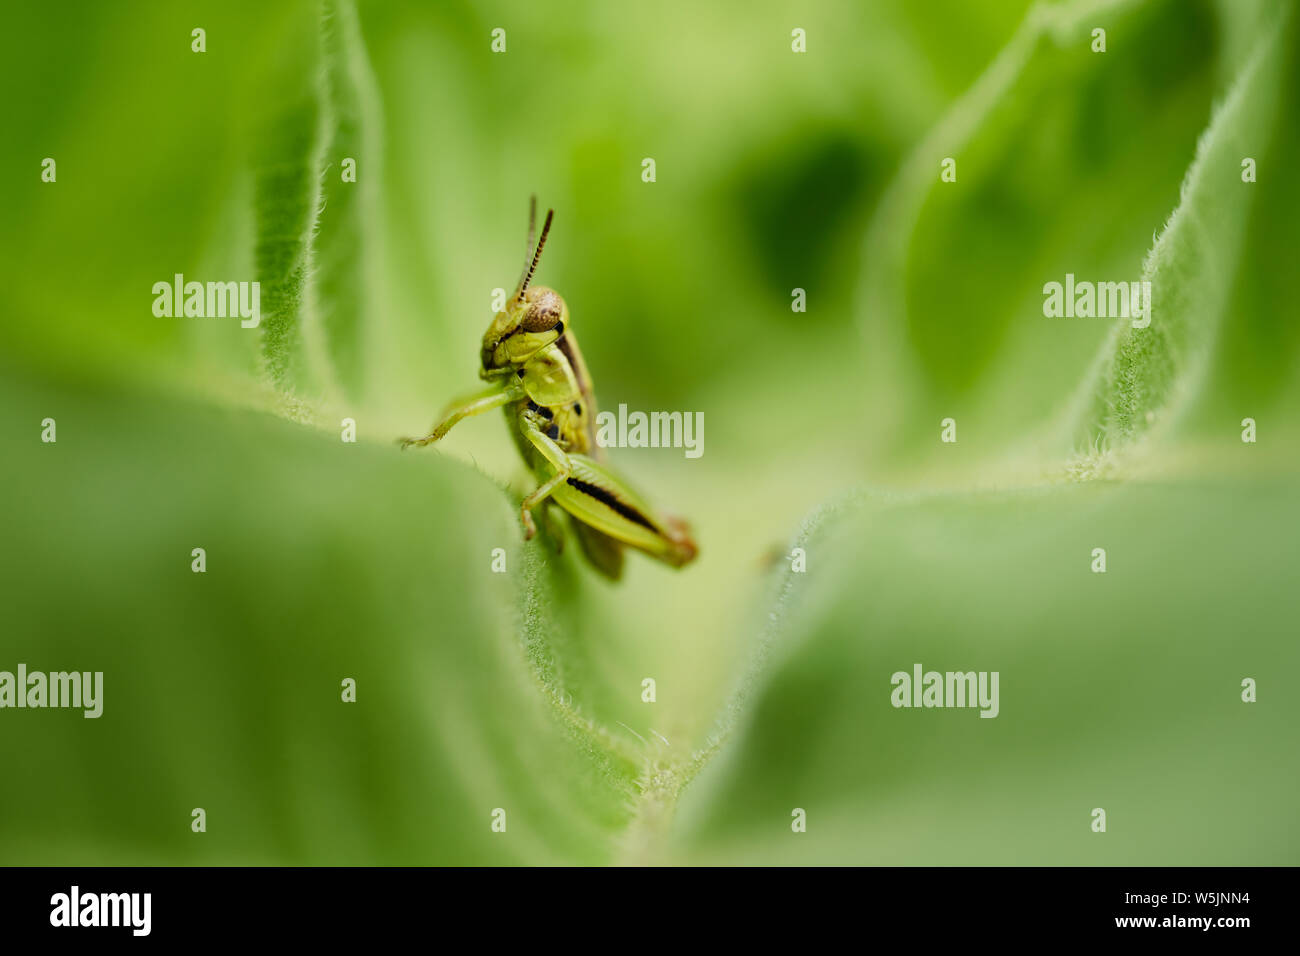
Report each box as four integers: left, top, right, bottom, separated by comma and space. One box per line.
1, 0, 1296, 864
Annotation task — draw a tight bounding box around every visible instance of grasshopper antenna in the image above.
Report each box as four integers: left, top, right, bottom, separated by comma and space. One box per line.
523, 195, 537, 261
514, 202, 554, 302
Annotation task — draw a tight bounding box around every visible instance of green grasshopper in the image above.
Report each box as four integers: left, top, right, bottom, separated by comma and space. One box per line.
399, 198, 697, 579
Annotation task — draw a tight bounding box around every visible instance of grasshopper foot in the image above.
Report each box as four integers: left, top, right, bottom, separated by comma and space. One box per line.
397, 434, 436, 450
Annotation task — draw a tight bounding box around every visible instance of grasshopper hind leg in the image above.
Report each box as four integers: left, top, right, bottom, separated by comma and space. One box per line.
572, 520, 625, 580
551, 454, 697, 569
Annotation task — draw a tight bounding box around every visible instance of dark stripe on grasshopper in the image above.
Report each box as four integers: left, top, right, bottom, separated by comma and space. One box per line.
555, 334, 582, 383
565, 476, 658, 532
556, 333, 599, 453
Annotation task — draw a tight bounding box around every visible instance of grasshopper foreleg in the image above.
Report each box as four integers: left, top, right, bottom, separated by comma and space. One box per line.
398, 384, 520, 450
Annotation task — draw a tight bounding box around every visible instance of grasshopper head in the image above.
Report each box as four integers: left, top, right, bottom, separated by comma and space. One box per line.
481, 199, 569, 372
481, 285, 569, 371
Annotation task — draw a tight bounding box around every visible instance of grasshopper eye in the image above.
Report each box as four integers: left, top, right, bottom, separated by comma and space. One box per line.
519, 286, 567, 333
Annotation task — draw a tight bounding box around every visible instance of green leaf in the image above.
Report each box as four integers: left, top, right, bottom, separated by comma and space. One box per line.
669, 479, 1300, 864
313, 0, 381, 399
1075, 3, 1292, 465
667, 0, 1300, 865
252, 7, 334, 411
0, 374, 635, 864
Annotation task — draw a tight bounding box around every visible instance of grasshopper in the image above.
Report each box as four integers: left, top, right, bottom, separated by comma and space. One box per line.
399, 198, 697, 579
